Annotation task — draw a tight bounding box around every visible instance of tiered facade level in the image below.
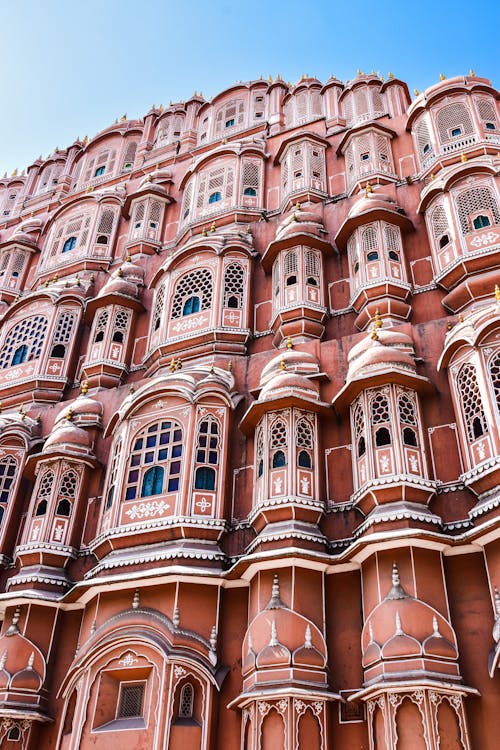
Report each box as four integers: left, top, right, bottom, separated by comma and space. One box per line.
0, 69, 499, 749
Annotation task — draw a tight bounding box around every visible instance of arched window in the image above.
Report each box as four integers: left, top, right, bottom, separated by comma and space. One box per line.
455, 185, 500, 235
362, 225, 378, 262
50, 344, 65, 358
297, 450, 311, 468
305, 250, 321, 288
152, 284, 165, 333
223, 262, 245, 309
35, 470, 54, 517
214, 99, 245, 136
296, 417, 313, 469
371, 393, 392, 446
352, 400, 366, 458
56, 471, 77, 518
125, 421, 183, 501
111, 309, 131, 346
436, 102, 474, 144
179, 683, 194, 719
62, 236, 77, 253
93, 309, 109, 344
244, 187, 256, 196
194, 417, 219, 491
209, 191, 221, 204
270, 419, 287, 467
414, 118, 434, 161
0, 315, 48, 370
256, 425, 264, 479
194, 466, 216, 490
182, 296, 201, 316
0, 455, 18, 517
284, 249, 298, 286
430, 202, 452, 253
171, 269, 213, 319
457, 363, 488, 441
141, 465, 165, 497
472, 214, 491, 229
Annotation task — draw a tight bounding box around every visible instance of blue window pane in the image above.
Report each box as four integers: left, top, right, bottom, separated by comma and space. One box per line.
161, 422, 171, 430
131, 454, 140, 466
125, 487, 137, 501
298, 450, 312, 468
272, 450, 286, 468
209, 191, 221, 204
197, 450, 205, 462
160, 433, 170, 445
182, 296, 201, 315
158, 448, 168, 460
243, 187, 257, 196
174, 430, 182, 442
172, 445, 182, 458
141, 465, 164, 497
199, 436, 207, 447
148, 424, 158, 433
168, 477, 179, 492
128, 470, 139, 483
144, 452, 154, 463
94, 166, 106, 177
195, 466, 215, 490
170, 461, 181, 475
146, 436, 156, 447
133, 439, 143, 450
225, 119, 235, 127
62, 236, 77, 253
209, 452, 218, 464
12, 345, 28, 366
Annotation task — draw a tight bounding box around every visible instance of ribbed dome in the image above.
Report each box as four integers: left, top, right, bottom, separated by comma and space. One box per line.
10, 661, 43, 692
347, 189, 401, 220
275, 207, 325, 243
346, 327, 416, 382
98, 260, 143, 300
44, 421, 90, 452
259, 370, 320, 401
260, 348, 320, 387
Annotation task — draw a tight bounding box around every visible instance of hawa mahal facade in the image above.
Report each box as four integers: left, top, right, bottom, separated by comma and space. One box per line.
0, 69, 498, 749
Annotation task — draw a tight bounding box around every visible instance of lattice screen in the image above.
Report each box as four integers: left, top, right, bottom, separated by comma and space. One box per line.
270, 419, 287, 448
223, 263, 245, 307
398, 392, 417, 425
476, 98, 498, 129
52, 310, 76, 345
370, 393, 390, 423
296, 418, 313, 448
171, 269, 213, 318
0, 315, 48, 369
455, 184, 500, 234
457, 362, 488, 441
436, 102, 474, 143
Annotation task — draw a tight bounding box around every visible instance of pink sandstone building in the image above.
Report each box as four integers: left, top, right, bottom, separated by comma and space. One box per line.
0, 69, 498, 749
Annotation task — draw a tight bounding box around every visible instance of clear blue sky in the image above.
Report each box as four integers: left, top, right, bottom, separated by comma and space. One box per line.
0, 0, 498, 176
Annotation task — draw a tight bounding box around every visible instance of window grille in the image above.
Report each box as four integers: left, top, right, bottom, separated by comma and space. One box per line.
179, 683, 194, 718
488, 351, 500, 414
305, 249, 320, 280
436, 103, 474, 144
430, 202, 451, 242
223, 262, 245, 308
414, 118, 434, 159
94, 208, 116, 245
35, 469, 54, 516
0, 315, 48, 369
383, 224, 402, 256
370, 393, 390, 423
125, 420, 183, 501
1, 189, 19, 218
371, 89, 384, 115
171, 269, 212, 319
310, 91, 323, 117
457, 363, 488, 441
284, 249, 298, 277
112, 308, 131, 343
152, 284, 165, 332
270, 419, 287, 448
255, 425, 264, 478
455, 185, 500, 235
352, 399, 366, 453
362, 225, 378, 255
52, 310, 76, 346
296, 418, 313, 448
156, 117, 171, 145
56, 470, 77, 516
118, 684, 144, 719
355, 89, 369, 117
122, 141, 137, 170
181, 180, 193, 221
0, 249, 27, 289
476, 98, 498, 129
242, 159, 260, 197
272, 258, 280, 300
342, 97, 354, 125
375, 134, 390, 162
81, 149, 117, 184
214, 99, 245, 137
398, 392, 417, 425
195, 417, 220, 465
0, 455, 17, 509
93, 309, 109, 343
106, 438, 122, 509
48, 210, 93, 261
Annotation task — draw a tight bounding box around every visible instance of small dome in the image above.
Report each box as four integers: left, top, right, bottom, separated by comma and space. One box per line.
10, 663, 43, 692
44, 421, 90, 453
346, 327, 416, 382
422, 618, 458, 659
259, 370, 320, 402
275, 207, 326, 243
260, 348, 320, 387
347, 189, 402, 220
98, 261, 143, 300
256, 640, 291, 668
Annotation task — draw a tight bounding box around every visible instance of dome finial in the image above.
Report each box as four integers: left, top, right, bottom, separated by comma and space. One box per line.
266, 574, 285, 609
132, 589, 140, 609
495, 284, 500, 303
295, 201, 301, 211
81, 380, 89, 396
280, 356, 286, 371
432, 615, 440, 636
395, 611, 403, 635
173, 606, 180, 629
365, 181, 373, 196
6, 606, 21, 636
470, 68, 476, 77
27, 652, 35, 669
210, 221, 216, 233
169, 358, 176, 373
414, 88, 419, 96
286, 336, 293, 350
210, 625, 217, 652
386, 562, 408, 600
392, 561, 400, 587
461, 153, 468, 163
439, 72, 446, 81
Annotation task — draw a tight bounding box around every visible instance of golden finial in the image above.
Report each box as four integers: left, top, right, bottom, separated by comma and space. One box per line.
126, 254, 131, 263
374, 309, 383, 329
53, 273, 59, 283
81, 380, 89, 395
447, 322, 453, 330
268, 75, 273, 83
458, 313, 464, 323
210, 364, 215, 374
85, 185, 93, 193
430, 172, 435, 181
210, 222, 216, 233
117, 268, 123, 277
193, 90, 197, 97
145, 174, 152, 182
276, 73, 282, 81
202, 227, 207, 237
176, 359, 182, 370
280, 356, 286, 371
43, 280, 49, 288
0, 401, 2, 413
295, 202, 301, 211
371, 326, 379, 341
439, 73, 446, 81
470, 69, 476, 77
18, 404, 24, 416
66, 407, 73, 421
380, 74, 385, 82
120, 114, 127, 122
227, 360, 233, 371
158, 104, 163, 112
286, 336, 293, 349
461, 153, 468, 163
414, 88, 419, 96
169, 358, 176, 373
292, 212, 298, 221
388, 71, 394, 79
366, 181, 373, 196
495, 284, 500, 302
75, 274, 80, 287
90, 274, 95, 284
83, 135, 89, 144
129, 384, 135, 394
357, 69, 362, 76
